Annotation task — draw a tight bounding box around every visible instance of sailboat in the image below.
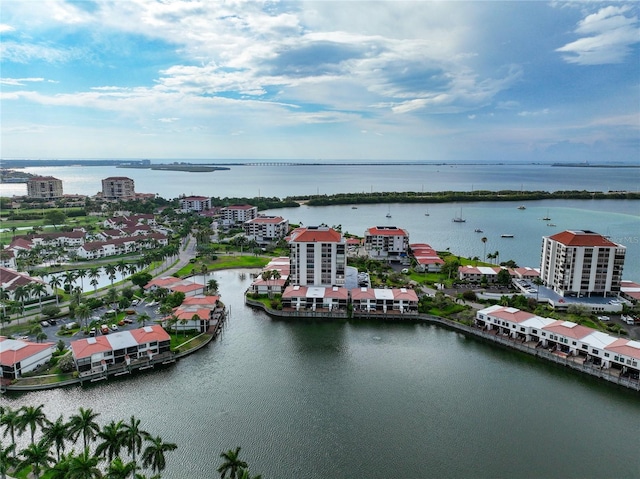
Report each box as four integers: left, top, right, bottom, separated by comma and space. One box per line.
424, 208, 430, 216
452, 208, 465, 223
542, 209, 551, 221
386, 206, 392, 218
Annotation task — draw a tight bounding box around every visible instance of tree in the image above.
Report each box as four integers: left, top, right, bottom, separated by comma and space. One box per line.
1, 406, 20, 457
105, 457, 136, 479
44, 210, 67, 230
76, 303, 92, 330
137, 312, 151, 328
96, 420, 125, 463
105, 288, 119, 310
481, 236, 487, 262
104, 264, 118, 288
42, 415, 70, 463
18, 438, 54, 479
217, 447, 248, 479
0, 442, 17, 479
141, 435, 177, 475
43, 304, 62, 319
207, 279, 219, 294
68, 407, 101, 451
76, 268, 88, 292
88, 267, 102, 296
67, 448, 103, 479
31, 282, 48, 311
130, 272, 152, 292
18, 404, 47, 445
122, 416, 150, 477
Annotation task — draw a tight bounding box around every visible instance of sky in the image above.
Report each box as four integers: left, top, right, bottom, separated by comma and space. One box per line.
0, 1, 639, 163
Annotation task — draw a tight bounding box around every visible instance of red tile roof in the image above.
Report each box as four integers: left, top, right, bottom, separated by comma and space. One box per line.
549, 230, 617, 247
0, 337, 54, 366
290, 227, 342, 243
366, 226, 408, 236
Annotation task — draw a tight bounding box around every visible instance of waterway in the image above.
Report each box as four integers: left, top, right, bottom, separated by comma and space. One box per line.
5, 270, 640, 479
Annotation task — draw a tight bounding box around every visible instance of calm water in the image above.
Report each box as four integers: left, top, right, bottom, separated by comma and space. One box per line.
6, 270, 640, 479
2, 162, 639, 198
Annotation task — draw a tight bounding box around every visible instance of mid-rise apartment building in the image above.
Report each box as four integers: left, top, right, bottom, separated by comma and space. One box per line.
222, 204, 258, 225
244, 216, 289, 244
101, 177, 135, 199
179, 195, 211, 212
540, 230, 625, 297
288, 226, 346, 287
26, 176, 63, 199
364, 226, 409, 260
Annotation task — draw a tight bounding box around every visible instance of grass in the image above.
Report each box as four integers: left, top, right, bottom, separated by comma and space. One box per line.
176, 254, 270, 276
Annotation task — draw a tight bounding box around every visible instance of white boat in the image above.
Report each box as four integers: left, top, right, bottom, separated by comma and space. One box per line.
517, 205, 526, 210
501, 234, 514, 238
452, 208, 465, 223
386, 206, 392, 218
474, 229, 483, 233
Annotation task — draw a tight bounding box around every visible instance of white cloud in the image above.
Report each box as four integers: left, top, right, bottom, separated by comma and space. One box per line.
0, 24, 15, 33
0, 77, 45, 86
556, 6, 640, 65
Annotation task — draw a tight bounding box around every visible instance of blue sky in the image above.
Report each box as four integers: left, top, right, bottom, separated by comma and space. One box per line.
1, 1, 638, 162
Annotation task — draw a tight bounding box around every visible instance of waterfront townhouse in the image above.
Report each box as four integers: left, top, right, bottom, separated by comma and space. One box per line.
458, 266, 505, 283
144, 276, 205, 297
281, 285, 349, 312
364, 226, 409, 261
0, 337, 54, 380
70, 325, 171, 377
26, 176, 63, 199
222, 204, 258, 226
540, 230, 625, 298
249, 257, 290, 295
244, 215, 289, 244
475, 305, 640, 376
409, 243, 444, 272
167, 295, 223, 333
620, 280, 640, 304
101, 176, 136, 199
179, 195, 212, 212
350, 287, 419, 314
288, 226, 346, 287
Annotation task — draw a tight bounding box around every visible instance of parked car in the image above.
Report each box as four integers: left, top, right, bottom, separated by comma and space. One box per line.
123, 318, 134, 324
40, 320, 50, 327
111, 324, 119, 331
131, 299, 140, 306
101, 324, 110, 334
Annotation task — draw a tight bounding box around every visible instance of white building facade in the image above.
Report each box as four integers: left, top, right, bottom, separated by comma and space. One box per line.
288, 226, 346, 287
540, 230, 626, 297
244, 216, 289, 244
364, 226, 409, 260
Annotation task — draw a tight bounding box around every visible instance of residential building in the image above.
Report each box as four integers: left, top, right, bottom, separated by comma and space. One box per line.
364, 226, 409, 260
70, 325, 171, 377
167, 295, 223, 333
1, 337, 54, 379
26, 176, 63, 199
281, 285, 349, 312
540, 230, 626, 297
179, 195, 212, 212
409, 243, 444, 272
101, 177, 135, 199
249, 257, 290, 295
222, 204, 258, 226
288, 226, 346, 287
350, 287, 419, 314
0, 267, 51, 300
144, 276, 205, 297
244, 215, 289, 244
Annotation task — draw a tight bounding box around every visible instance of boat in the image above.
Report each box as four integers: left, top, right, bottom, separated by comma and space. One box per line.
452, 208, 465, 223
547, 223, 556, 227
474, 229, 483, 233
501, 234, 514, 238
424, 210, 430, 216
517, 205, 526, 210
386, 206, 392, 218
351, 206, 358, 209
542, 209, 551, 221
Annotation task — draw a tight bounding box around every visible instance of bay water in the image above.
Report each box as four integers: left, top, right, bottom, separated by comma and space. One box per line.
5, 270, 640, 479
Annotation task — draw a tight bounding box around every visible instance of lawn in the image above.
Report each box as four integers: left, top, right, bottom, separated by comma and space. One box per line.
176, 254, 270, 276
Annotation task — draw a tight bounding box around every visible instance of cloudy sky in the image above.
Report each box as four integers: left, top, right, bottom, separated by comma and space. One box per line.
1, 1, 638, 162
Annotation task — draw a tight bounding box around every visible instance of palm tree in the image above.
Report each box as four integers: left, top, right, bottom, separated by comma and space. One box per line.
122, 415, 149, 477
105, 288, 119, 310
42, 415, 70, 462
481, 236, 487, 262
46, 452, 73, 479
88, 267, 102, 296
67, 448, 103, 479
68, 407, 101, 451
13, 285, 28, 318
48, 275, 63, 306
96, 420, 125, 463
141, 435, 177, 475
105, 457, 136, 479
76, 303, 92, 330
18, 438, 54, 479
116, 260, 128, 286
76, 268, 88, 292
1, 406, 20, 457
31, 282, 48, 311
217, 447, 248, 479
207, 279, 219, 294
238, 469, 262, 479
137, 312, 151, 328
17, 404, 47, 445
104, 264, 117, 289
0, 442, 16, 479
63, 270, 78, 293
